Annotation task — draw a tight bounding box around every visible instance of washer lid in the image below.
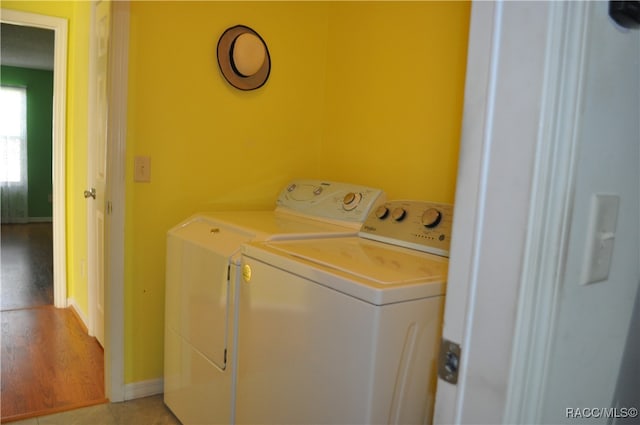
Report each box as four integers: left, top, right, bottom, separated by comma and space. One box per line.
273, 238, 447, 285
245, 237, 448, 304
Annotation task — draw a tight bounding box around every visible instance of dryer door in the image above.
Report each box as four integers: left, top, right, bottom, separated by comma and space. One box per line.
179, 242, 230, 369
167, 217, 254, 369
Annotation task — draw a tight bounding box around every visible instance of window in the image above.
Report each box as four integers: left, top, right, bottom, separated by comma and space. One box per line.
0, 86, 27, 183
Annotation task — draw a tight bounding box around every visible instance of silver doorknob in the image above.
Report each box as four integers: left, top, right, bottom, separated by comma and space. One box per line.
84, 188, 96, 199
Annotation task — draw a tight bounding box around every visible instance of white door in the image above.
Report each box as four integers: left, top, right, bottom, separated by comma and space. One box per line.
433, 2, 553, 421
87, 0, 110, 347
434, 1, 640, 423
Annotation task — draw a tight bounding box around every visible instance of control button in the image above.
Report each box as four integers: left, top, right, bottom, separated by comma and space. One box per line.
313, 186, 323, 195
344, 192, 356, 205
342, 192, 361, 211
422, 208, 442, 228
375, 205, 389, 219
287, 184, 296, 192
391, 207, 407, 221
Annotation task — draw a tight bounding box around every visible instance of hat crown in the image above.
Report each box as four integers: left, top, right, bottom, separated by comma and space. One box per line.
232, 33, 266, 77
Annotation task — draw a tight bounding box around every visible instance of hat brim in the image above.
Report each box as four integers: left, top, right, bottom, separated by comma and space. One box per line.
217, 25, 271, 91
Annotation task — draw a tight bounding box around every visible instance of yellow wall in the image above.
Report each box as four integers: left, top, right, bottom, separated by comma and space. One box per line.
126, 1, 469, 384
323, 2, 469, 202
126, 0, 332, 382
4, 0, 470, 386
2, 1, 91, 314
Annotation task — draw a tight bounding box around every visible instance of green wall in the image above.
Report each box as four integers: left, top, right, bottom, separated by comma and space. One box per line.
1, 65, 53, 219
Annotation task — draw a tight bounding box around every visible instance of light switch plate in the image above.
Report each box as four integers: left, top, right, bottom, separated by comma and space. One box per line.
134, 156, 151, 182
581, 193, 620, 285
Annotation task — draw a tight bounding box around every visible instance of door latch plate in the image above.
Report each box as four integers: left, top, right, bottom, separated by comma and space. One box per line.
438, 338, 461, 384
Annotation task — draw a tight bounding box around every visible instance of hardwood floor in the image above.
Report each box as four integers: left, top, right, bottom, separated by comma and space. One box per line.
1, 224, 106, 423
1, 223, 53, 311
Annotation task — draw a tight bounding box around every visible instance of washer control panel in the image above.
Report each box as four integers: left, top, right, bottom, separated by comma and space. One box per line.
359, 200, 454, 257
276, 180, 386, 223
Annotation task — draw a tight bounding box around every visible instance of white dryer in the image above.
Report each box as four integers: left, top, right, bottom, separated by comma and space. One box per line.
164, 180, 385, 425
237, 200, 453, 425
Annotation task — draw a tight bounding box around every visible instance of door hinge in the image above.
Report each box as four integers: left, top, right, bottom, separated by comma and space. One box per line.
226, 265, 231, 281
224, 349, 227, 364
438, 338, 461, 384
106, 201, 113, 214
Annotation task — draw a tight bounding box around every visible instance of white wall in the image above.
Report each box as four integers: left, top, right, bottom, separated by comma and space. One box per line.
539, 2, 640, 423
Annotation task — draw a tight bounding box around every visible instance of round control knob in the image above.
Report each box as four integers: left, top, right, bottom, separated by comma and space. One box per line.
342, 192, 361, 211
313, 186, 323, 195
421, 208, 442, 228
375, 205, 389, 219
391, 207, 407, 221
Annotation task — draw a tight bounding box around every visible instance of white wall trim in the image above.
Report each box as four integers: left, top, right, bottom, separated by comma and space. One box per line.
124, 378, 164, 401
67, 297, 90, 331
29, 217, 53, 223
1, 9, 68, 309
503, 2, 590, 423
86, 0, 99, 345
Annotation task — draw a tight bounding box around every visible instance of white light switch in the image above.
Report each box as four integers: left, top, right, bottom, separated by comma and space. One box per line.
581, 193, 620, 285
134, 156, 151, 182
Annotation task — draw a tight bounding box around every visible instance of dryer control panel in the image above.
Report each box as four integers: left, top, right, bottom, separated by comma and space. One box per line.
359, 200, 454, 257
276, 179, 386, 223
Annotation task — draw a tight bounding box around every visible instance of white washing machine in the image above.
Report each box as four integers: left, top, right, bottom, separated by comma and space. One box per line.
164, 180, 385, 425
237, 200, 453, 425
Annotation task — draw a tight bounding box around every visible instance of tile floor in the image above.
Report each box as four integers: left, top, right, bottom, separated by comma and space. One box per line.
7, 395, 181, 425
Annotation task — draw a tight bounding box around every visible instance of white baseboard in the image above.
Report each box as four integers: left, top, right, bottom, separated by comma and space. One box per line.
124, 378, 164, 401
68, 296, 163, 402
29, 217, 53, 223
67, 298, 88, 330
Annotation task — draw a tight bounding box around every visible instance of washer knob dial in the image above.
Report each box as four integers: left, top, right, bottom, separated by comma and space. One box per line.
391, 207, 407, 221
342, 192, 361, 211
375, 205, 389, 219
422, 208, 442, 228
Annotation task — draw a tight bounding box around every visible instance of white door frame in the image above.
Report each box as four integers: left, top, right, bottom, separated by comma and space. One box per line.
503, 2, 591, 422
1, 9, 68, 309
1, 4, 128, 403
